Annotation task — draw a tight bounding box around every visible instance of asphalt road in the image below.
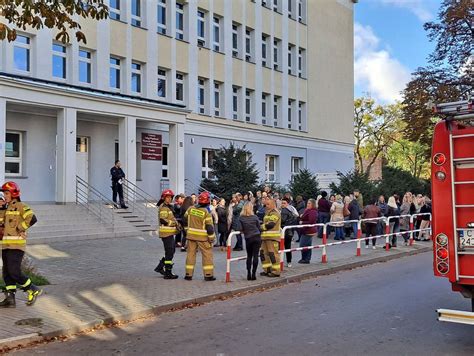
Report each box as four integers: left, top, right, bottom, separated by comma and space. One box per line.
13, 252, 474, 356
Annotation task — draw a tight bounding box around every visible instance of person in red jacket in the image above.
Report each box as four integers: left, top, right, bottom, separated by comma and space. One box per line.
298, 199, 318, 264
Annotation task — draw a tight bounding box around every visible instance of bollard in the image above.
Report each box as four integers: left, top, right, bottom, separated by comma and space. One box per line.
322, 225, 327, 263
226, 243, 231, 283
385, 219, 390, 251
279, 229, 285, 272
409, 217, 415, 246
356, 222, 362, 257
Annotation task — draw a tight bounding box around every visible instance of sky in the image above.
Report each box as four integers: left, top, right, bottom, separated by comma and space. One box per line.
354, 0, 442, 104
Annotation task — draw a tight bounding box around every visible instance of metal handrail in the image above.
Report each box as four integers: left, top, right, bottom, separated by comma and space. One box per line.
121, 179, 159, 227
184, 178, 220, 199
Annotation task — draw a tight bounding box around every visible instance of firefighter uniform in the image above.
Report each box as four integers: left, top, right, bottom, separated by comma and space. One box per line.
155, 196, 179, 279
0, 182, 41, 307
183, 193, 216, 280
260, 208, 282, 277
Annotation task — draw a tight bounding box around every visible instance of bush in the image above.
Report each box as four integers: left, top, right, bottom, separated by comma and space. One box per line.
0, 256, 49, 288
329, 170, 378, 203
377, 166, 430, 198
288, 169, 319, 200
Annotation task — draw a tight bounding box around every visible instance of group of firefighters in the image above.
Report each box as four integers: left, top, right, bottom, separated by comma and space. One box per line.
155, 190, 282, 280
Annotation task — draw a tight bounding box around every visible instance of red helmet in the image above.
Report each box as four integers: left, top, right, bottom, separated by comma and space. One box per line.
198, 191, 211, 205
2, 181, 20, 199
161, 189, 175, 198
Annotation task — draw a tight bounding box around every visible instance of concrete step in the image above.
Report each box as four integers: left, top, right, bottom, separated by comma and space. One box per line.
28, 230, 143, 244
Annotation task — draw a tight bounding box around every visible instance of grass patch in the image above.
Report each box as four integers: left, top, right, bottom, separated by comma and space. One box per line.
0, 256, 50, 289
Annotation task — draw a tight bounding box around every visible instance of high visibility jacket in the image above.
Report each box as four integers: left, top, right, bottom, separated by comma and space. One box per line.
184, 206, 215, 242
158, 203, 178, 238
261, 208, 281, 241
1, 200, 37, 251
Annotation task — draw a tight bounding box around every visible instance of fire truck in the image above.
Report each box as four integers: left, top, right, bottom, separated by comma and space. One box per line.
431, 99, 474, 325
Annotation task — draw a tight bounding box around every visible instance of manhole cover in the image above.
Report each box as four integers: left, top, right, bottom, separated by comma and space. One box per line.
15, 318, 43, 327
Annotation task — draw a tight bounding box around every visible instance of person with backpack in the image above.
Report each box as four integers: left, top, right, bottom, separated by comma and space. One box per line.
281, 198, 299, 268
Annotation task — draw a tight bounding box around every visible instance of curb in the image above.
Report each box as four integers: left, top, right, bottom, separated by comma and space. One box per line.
0, 246, 431, 352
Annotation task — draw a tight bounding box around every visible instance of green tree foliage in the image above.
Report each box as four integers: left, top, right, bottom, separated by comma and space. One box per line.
329, 170, 377, 204
386, 136, 431, 179
377, 166, 430, 198
287, 169, 319, 200
0, 0, 109, 44
201, 143, 259, 201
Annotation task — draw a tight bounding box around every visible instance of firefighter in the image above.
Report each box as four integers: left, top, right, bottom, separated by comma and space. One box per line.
154, 189, 179, 279
260, 198, 281, 277
0, 182, 41, 308
183, 192, 216, 281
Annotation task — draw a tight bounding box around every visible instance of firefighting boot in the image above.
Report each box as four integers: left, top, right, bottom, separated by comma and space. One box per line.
0, 291, 16, 308
25, 285, 42, 306
154, 258, 165, 275
204, 276, 216, 281
164, 265, 179, 280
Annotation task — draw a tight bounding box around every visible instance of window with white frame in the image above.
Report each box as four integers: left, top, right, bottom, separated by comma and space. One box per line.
13, 35, 30, 72
197, 10, 206, 47
288, 99, 294, 129
176, 3, 185, 40
5, 132, 22, 176
298, 48, 306, 78
273, 38, 281, 71
262, 34, 269, 67
214, 81, 221, 116
291, 157, 303, 176
232, 23, 240, 57
298, 101, 306, 131
273, 0, 280, 12
265, 155, 278, 182
288, 44, 294, 75
157, 67, 168, 98
162, 146, 169, 178
109, 56, 121, 90
109, 0, 121, 20
273, 95, 280, 127
202, 149, 216, 179
232, 86, 240, 120
262, 0, 269, 7
245, 89, 253, 122
176, 72, 185, 102
131, 62, 142, 93
262, 93, 269, 125
52, 42, 67, 79
288, 0, 293, 18
298, 0, 306, 23
78, 49, 92, 84
157, 0, 167, 34
213, 16, 221, 51
131, 0, 141, 27
245, 28, 253, 62
198, 78, 206, 114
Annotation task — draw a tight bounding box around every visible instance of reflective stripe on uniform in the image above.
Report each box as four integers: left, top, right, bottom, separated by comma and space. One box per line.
20, 278, 31, 288
22, 210, 33, 219
262, 263, 272, 268
1, 236, 26, 245
262, 231, 280, 238
203, 265, 214, 270
21, 221, 29, 230
5, 211, 20, 216
164, 260, 173, 265
185, 265, 195, 270
272, 264, 280, 270
187, 227, 208, 236
5, 285, 16, 291
159, 227, 178, 233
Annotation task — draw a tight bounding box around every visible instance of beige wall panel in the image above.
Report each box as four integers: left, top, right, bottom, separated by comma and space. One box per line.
232, 58, 244, 87
261, 8, 273, 35
306, 0, 354, 144
273, 70, 282, 95
273, 13, 282, 39
287, 19, 297, 46
197, 0, 210, 11
213, 0, 225, 17
299, 79, 308, 102
246, 62, 256, 90
298, 23, 307, 49
197, 48, 211, 78
213, 52, 226, 82
132, 27, 147, 62
110, 21, 127, 57
158, 36, 172, 69
262, 68, 272, 93
246, 0, 255, 28
232, 0, 243, 23
80, 18, 98, 49
288, 75, 297, 100
176, 40, 188, 73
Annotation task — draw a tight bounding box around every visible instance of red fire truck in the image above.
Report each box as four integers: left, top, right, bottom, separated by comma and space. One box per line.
431, 99, 474, 325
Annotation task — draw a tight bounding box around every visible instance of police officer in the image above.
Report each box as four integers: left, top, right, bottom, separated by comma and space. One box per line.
0, 182, 42, 308
183, 192, 216, 281
154, 189, 179, 279
260, 198, 281, 277
110, 160, 128, 209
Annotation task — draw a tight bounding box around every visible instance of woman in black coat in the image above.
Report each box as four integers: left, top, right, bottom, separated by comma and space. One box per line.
216, 198, 228, 247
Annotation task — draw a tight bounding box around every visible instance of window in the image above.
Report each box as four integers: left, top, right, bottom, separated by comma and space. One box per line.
298, 101, 306, 131
109, 56, 121, 90
197, 10, 206, 47
202, 149, 215, 179
262, 0, 269, 7
176, 72, 184, 102
232, 86, 240, 120
245, 89, 253, 122
232, 23, 239, 57
5, 132, 22, 176
298, 0, 306, 22
273, 0, 280, 12
245, 28, 253, 62
162, 146, 169, 178
79, 49, 92, 84
298, 48, 306, 78
262, 34, 268, 67
213, 16, 221, 51
131, 0, 141, 26
198, 78, 206, 114
214, 81, 221, 116
176, 3, 184, 40
157, 67, 167, 98
273, 95, 280, 127
262, 93, 269, 125
288, 44, 294, 75
288, 0, 293, 15
110, 0, 120, 20
131, 62, 142, 93
157, 0, 167, 34
52, 43, 67, 79
265, 155, 278, 182
273, 38, 280, 70
291, 157, 303, 176
288, 99, 294, 129
13, 35, 30, 72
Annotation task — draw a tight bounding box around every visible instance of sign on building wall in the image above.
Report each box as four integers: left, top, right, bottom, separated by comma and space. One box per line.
141, 133, 162, 160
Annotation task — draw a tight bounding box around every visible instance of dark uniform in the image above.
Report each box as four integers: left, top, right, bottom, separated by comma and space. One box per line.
110, 165, 126, 208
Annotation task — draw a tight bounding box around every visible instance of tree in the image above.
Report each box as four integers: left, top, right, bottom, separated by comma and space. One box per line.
201, 143, 259, 201
386, 136, 431, 179
287, 169, 319, 200
329, 170, 378, 205
376, 166, 430, 199
0, 0, 109, 44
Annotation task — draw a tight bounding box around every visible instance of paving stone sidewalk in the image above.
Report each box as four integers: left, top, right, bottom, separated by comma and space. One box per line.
0, 234, 431, 350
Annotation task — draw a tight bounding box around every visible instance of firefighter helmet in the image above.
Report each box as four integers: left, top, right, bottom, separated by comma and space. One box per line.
161, 189, 175, 198
198, 191, 211, 205
1, 181, 21, 199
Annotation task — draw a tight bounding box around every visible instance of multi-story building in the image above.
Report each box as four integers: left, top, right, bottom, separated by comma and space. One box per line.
0, 0, 355, 202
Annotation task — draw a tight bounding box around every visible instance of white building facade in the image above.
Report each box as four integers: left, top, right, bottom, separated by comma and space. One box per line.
0, 0, 355, 202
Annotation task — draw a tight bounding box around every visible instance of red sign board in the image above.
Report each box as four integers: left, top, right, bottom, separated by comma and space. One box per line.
141, 133, 162, 160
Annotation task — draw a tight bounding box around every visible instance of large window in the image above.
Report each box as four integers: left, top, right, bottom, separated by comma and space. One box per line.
273, 95, 280, 127
273, 38, 281, 71
202, 149, 215, 179
131, 0, 142, 27
176, 72, 185, 102
298, 0, 306, 23
273, 0, 280, 12
265, 155, 278, 182
288, 44, 295, 75
131, 62, 142, 93
262, 34, 269, 67
198, 78, 206, 114
232, 23, 240, 57
176, 3, 185, 40
197, 10, 206, 47
245, 28, 253, 62
288, 99, 294, 129
291, 157, 303, 176
157, 67, 167, 98
5, 132, 22, 176
245, 89, 253, 122
52, 43, 67, 79
232, 86, 240, 120
298, 48, 306, 78
262, 93, 269, 125
298, 101, 306, 131
110, 56, 121, 90
109, 0, 121, 20
79, 49, 92, 84
14, 35, 30, 72
214, 81, 221, 116
213, 16, 221, 51
157, 0, 167, 34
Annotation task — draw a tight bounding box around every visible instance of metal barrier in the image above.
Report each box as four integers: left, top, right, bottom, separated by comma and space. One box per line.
410, 213, 432, 244
226, 231, 247, 282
